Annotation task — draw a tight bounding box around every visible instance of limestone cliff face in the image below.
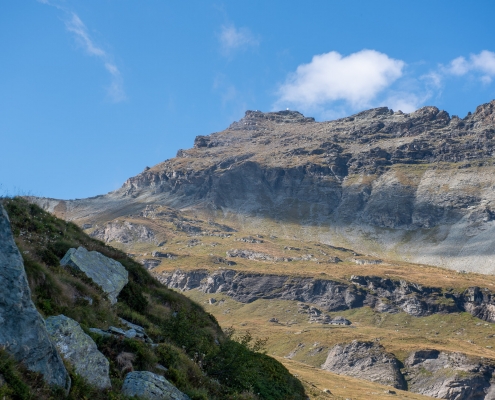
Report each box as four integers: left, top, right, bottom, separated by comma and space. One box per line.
404, 350, 495, 399
322, 343, 495, 399
30, 101, 495, 273
158, 269, 495, 323
0, 205, 70, 390
321, 340, 406, 389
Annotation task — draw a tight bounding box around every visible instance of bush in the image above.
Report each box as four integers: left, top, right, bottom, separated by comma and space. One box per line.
118, 281, 149, 313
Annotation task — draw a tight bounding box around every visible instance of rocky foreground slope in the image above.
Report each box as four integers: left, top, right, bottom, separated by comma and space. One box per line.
0, 198, 305, 399
31, 100, 495, 273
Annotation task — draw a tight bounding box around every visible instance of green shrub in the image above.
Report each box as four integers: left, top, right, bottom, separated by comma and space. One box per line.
118, 281, 149, 313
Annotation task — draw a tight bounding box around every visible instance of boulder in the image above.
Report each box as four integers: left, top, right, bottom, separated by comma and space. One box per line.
60, 246, 128, 304
329, 316, 351, 325
90, 221, 156, 244
0, 205, 70, 391
403, 350, 495, 399
121, 371, 189, 400
120, 317, 146, 334
89, 320, 153, 343
46, 315, 111, 389
321, 340, 406, 389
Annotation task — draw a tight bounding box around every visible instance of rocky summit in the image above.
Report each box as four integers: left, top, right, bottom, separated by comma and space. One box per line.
31, 101, 495, 274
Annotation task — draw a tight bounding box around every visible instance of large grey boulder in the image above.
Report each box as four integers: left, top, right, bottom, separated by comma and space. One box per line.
321, 340, 406, 389
46, 315, 111, 389
404, 350, 495, 399
0, 205, 70, 391
60, 246, 128, 304
121, 371, 189, 400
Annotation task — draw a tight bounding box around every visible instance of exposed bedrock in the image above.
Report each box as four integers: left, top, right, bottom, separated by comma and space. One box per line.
159, 269, 495, 322
322, 342, 495, 399
0, 205, 70, 391
404, 350, 495, 399
321, 340, 406, 390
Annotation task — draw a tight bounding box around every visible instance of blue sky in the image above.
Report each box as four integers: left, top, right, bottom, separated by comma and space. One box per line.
2, 1, 495, 199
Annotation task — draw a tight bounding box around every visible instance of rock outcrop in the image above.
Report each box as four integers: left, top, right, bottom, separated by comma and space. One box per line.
121, 371, 189, 400
46, 315, 111, 389
0, 205, 70, 390
158, 269, 495, 323
321, 340, 406, 389
404, 350, 495, 399
60, 246, 128, 304
89, 318, 153, 343
90, 221, 156, 244
321, 342, 495, 398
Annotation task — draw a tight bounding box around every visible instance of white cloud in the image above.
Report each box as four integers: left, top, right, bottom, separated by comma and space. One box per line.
219, 24, 259, 55
448, 56, 470, 76
39, 3, 126, 102
421, 71, 443, 89
64, 13, 125, 102
445, 50, 495, 85
65, 13, 105, 57
472, 51, 495, 75
383, 92, 426, 113
275, 50, 405, 111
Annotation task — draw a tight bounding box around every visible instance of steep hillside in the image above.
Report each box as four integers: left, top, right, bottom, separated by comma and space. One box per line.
22, 101, 495, 399
31, 100, 495, 273
0, 197, 305, 400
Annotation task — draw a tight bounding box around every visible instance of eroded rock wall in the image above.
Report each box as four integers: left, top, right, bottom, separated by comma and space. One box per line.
159, 269, 495, 322
0, 205, 70, 390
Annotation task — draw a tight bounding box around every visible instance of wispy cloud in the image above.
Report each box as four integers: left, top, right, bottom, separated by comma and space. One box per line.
39, 2, 126, 102
65, 13, 105, 57
218, 24, 259, 56
445, 50, 495, 85
275, 50, 406, 114
64, 12, 126, 102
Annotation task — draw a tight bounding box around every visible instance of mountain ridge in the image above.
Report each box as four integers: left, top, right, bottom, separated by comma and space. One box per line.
30, 100, 495, 273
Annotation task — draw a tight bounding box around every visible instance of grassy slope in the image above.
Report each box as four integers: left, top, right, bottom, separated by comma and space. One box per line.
95, 206, 495, 399
15, 195, 495, 399
97, 206, 495, 291
182, 290, 495, 399
0, 197, 305, 400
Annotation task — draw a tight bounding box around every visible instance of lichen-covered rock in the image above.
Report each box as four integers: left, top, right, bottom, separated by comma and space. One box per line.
404, 350, 495, 399
321, 340, 406, 389
90, 221, 156, 244
0, 205, 70, 391
60, 246, 128, 304
46, 315, 111, 389
121, 371, 189, 400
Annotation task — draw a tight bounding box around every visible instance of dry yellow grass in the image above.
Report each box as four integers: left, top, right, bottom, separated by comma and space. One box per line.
97, 205, 495, 291
89, 201, 495, 396
278, 358, 432, 400
185, 292, 495, 361
176, 291, 495, 399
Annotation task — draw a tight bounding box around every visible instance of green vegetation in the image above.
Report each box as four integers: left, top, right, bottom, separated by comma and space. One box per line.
0, 197, 305, 400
